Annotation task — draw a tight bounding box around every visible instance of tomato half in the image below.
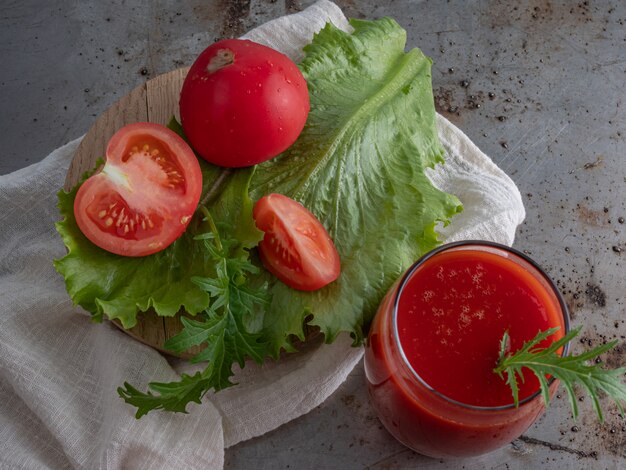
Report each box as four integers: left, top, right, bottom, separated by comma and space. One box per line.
74, 122, 202, 257
179, 39, 310, 167
253, 194, 340, 291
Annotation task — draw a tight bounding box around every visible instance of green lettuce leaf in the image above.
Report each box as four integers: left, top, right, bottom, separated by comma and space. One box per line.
54, 130, 263, 328
249, 17, 462, 353
56, 17, 461, 373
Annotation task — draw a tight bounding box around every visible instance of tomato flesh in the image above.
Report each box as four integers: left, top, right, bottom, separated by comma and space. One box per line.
74, 123, 202, 257
253, 194, 340, 291
179, 39, 310, 168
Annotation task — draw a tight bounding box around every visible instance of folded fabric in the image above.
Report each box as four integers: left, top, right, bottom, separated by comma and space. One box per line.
0, 1, 524, 468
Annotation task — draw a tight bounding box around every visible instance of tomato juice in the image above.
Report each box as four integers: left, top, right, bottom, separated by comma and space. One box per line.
364, 241, 570, 458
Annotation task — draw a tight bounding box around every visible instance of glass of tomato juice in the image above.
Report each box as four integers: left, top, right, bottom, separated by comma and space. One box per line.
364, 241, 570, 458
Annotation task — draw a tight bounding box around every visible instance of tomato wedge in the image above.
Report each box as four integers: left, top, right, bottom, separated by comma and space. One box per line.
73, 122, 202, 257
253, 194, 340, 291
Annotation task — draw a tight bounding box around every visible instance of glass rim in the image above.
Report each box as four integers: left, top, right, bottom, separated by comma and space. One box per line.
391, 240, 572, 412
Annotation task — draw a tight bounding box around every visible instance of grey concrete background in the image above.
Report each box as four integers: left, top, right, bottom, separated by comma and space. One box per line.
2, 0, 625, 468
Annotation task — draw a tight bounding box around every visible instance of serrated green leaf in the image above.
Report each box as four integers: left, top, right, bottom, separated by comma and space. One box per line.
118, 373, 209, 418
247, 17, 462, 354
494, 327, 626, 422
120, 221, 270, 415
163, 315, 221, 353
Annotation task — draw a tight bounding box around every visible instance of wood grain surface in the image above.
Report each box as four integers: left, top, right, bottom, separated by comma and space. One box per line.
64, 68, 200, 359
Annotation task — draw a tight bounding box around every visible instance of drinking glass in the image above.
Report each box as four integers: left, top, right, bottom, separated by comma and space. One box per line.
364, 241, 570, 458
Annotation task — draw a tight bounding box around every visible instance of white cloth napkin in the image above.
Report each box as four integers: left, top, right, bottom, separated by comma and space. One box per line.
0, 1, 525, 468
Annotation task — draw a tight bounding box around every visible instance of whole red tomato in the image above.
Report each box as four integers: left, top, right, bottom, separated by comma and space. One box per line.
179, 39, 310, 167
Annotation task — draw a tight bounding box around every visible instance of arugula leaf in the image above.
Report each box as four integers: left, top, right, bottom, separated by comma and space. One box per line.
249, 18, 462, 354
118, 373, 210, 418
494, 327, 626, 422
118, 214, 269, 416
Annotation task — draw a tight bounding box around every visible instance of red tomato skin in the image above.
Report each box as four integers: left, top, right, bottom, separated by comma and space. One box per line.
73, 122, 202, 257
179, 39, 310, 168
253, 194, 340, 291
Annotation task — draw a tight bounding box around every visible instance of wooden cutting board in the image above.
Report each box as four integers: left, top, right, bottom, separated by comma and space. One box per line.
64, 68, 201, 359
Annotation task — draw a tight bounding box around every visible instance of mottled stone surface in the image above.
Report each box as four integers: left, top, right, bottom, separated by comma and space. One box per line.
2, 1, 624, 467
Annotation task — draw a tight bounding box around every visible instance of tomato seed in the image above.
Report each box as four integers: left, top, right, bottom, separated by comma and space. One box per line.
98, 210, 106, 218
105, 218, 114, 227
